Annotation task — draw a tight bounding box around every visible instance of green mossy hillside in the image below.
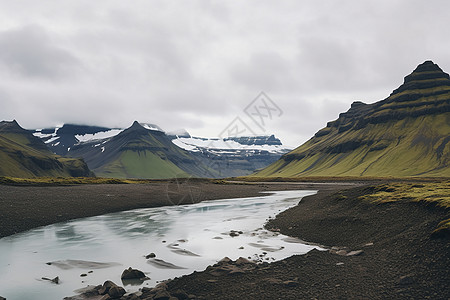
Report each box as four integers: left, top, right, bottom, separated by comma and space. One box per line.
255, 61, 450, 178
0, 120, 93, 178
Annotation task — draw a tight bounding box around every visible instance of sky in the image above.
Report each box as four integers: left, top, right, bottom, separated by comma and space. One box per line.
1, 0, 449, 147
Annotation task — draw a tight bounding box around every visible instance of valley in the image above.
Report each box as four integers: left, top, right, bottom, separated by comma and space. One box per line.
0, 61, 449, 300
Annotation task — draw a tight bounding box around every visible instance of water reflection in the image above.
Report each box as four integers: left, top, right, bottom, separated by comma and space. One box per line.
0, 190, 319, 300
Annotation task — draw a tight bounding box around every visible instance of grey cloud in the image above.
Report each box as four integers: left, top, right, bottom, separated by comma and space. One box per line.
0, 25, 81, 79
1, 1, 450, 149
230, 52, 298, 93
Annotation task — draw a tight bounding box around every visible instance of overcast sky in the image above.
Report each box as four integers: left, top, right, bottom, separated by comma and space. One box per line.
1, 0, 449, 147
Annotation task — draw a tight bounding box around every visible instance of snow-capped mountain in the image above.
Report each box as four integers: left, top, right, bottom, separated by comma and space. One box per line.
170, 134, 289, 155
32, 122, 290, 178
33, 123, 162, 156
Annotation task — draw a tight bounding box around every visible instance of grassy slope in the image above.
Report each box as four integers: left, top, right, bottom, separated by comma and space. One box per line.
0, 134, 67, 177
95, 150, 190, 179
256, 113, 449, 177
0, 131, 93, 178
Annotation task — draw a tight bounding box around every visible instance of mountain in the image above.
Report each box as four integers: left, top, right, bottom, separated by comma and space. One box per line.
34, 124, 125, 156
64, 121, 212, 179
255, 60, 450, 177
34, 123, 289, 178
170, 133, 290, 177
0, 120, 93, 178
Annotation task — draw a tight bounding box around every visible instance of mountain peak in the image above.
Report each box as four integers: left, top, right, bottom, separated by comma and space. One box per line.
126, 121, 147, 132
131, 120, 142, 128
412, 60, 443, 73
392, 60, 450, 95
0, 119, 26, 133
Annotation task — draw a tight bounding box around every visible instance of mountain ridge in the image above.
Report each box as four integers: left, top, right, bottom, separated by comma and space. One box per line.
0, 120, 93, 178
255, 60, 450, 177
32, 122, 289, 178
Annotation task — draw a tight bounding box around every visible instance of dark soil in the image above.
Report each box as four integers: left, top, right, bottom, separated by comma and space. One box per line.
165, 185, 450, 300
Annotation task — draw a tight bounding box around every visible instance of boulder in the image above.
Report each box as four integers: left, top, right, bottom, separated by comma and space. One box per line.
218, 257, 232, 264
98, 280, 118, 295
235, 257, 255, 265
108, 286, 126, 299
121, 267, 146, 280
153, 290, 171, 300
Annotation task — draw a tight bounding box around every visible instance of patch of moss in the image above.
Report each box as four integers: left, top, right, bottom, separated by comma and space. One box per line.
358, 181, 450, 237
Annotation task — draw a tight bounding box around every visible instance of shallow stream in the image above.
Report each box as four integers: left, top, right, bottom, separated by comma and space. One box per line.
0, 190, 319, 299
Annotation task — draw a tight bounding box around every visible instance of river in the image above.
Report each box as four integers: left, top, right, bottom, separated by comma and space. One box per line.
0, 190, 319, 299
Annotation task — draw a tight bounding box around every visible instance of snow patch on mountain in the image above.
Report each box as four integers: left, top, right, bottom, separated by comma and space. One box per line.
140, 123, 164, 132
172, 136, 290, 154
75, 129, 122, 143
33, 125, 63, 141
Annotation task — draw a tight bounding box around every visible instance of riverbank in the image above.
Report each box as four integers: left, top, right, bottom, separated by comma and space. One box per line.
164, 180, 450, 299
2, 179, 448, 299
0, 180, 355, 238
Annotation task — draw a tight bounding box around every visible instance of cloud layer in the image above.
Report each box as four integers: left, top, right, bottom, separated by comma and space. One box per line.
1, 0, 449, 146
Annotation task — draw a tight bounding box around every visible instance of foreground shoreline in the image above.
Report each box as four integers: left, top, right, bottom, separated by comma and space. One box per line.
165, 180, 450, 300
1, 179, 448, 299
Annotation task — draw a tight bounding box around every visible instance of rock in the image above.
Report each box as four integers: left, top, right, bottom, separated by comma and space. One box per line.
108, 286, 126, 298
99, 280, 118, 295
171, 289, 189, 300
100, 295, 111, 300
121, 267, 146, 280
121, 294, 140, 300
347, 250, 364, 256
364, 242, 374, 247
219, 257, 232, 264
153, 290, 171, 300
145, 253, 156, 259
229, 231, 239, 237
80, 273, 87, 277
335, 250, 348, 256
42, 276, 59, 284
235, 257, 255, 265
0, 296, 6, 300
155, 282, 168, 290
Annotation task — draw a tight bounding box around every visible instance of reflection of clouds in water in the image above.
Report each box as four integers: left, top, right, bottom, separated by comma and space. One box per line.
54, 224, 77, 239
47, 259, 120, 270
0, 190, 320, 300
100, 209, 172, 238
